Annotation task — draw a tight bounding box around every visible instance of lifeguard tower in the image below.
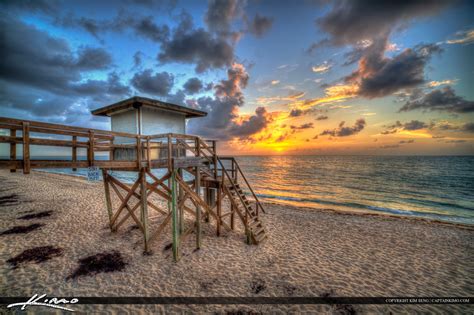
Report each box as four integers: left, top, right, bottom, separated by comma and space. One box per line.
0, 96, 266, 261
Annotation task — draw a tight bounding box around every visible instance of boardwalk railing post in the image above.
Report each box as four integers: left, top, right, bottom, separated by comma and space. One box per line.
72, 135, 77, 171
102, 169, 113, 227
196, 163, 201, 249
140, 169, 150, 254
22, 122, 30, 174
171, 169, 180, 261
88, 130, 94, 167
10, 129, 16, 172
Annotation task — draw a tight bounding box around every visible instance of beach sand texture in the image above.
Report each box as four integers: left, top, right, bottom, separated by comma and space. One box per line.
1, 169, 473, 314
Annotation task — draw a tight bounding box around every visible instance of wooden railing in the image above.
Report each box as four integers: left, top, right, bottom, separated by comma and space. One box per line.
218, 157, 265, 215
0, 116, 214, 173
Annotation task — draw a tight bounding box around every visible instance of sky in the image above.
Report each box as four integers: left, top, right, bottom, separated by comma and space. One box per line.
0, 0, 473, 156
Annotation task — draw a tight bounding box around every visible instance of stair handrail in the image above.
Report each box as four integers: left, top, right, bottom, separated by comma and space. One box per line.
228, 157, 266, 215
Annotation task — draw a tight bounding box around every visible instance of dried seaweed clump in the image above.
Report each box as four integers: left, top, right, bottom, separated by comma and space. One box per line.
66, 251, 127, 280
7, 246, 63, 269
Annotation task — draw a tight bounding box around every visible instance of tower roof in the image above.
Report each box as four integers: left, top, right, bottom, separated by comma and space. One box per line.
91, 96, 207, 118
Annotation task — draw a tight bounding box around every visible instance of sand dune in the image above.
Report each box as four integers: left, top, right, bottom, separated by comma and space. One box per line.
0, 170, 472, 314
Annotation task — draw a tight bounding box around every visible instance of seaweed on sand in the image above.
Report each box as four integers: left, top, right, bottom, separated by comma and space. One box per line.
7, 246, 63, 269
18, 210, 53, 220
66, 251, 127, 280
0, 223, 44, 235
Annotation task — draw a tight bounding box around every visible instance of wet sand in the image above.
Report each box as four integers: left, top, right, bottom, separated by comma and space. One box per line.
0, 169, 473, 314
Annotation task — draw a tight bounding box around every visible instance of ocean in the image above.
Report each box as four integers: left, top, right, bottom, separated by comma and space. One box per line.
38, 155, 474, 225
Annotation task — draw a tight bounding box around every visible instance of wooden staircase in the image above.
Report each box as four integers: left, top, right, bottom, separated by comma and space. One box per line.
227, 183, 267, 244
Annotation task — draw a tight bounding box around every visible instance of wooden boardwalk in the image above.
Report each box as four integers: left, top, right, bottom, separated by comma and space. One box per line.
0, 116, 266, 261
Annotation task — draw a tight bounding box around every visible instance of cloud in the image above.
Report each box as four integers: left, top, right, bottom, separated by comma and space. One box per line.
312, 61, 332, 73
315, 0, 450, 47
344, 37, 443, 98
205, 0, 244, 34
75, 47, 113, 70
446, 28, 474, 45
427, 79, 458, 87
131, 69, 174, 96
229, 107, 271, 139
271, 80, 280, 85
316, 115, 328, 120
257, 91, 305, 105
399, 139, 415, 144
381, 120, 430, 134
182, 77, 204, 95
399, 86, 474, 113
403, 120, 429, 130
0, 0, 58, 15
188, 63, 272, 140
247, 13, 274, 37
290, 123, 314, 130
133, 16, 170, 42
0, 16, 128, 103
462, 123, 474, 133
320, 118, 366, 137
158, 12, 235, 73
289, 109, 304, 117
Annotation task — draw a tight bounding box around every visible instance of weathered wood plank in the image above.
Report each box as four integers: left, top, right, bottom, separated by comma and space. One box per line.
22, 122, 30, 174
9, 129, 16, 172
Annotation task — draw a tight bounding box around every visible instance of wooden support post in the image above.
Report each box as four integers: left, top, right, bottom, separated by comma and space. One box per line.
178, 168, 184, 233
136, 136, 142, 169
212, 140, 217, 178
216, 186, 221, 236
102, 169, 113, 227
9, 129, 16, 172
140, 169, 150, 254
22, 122, 30, 174
171, 170, 180, 262
109, 137, 114, 161
195, 165, 201, 249
146, 137, 151, 170
72, 135, 77, 171
167, 134, 172, 214
88, 131, 94, 167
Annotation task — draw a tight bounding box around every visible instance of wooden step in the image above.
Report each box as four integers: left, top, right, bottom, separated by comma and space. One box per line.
253, 232, 267, 244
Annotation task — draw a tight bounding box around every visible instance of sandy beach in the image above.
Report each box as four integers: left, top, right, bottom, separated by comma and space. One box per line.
0, 169, 473, 314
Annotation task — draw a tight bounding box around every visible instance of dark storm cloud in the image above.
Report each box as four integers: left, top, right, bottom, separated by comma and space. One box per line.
0, 0, 58, 15
133, 16, 170, 42
320, 118, 366, 137
315, 0, 451, 47
399, 86, 474, 113
247, 14, 274, 37
75, 47, 113, 70
183, 78, 204, 94
205, 0, 244, 34
131, 69, 174, 96
0, 17, 116, 96
188, 64, 271, 140
158, 13, 235, 73
229, 107, 271, 139
345, 37, 443, 98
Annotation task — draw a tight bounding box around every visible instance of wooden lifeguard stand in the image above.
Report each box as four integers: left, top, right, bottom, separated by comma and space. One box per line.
0, 96, 266, 261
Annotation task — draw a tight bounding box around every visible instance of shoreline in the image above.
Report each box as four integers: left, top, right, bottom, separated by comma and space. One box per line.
32, 169, 474, 230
